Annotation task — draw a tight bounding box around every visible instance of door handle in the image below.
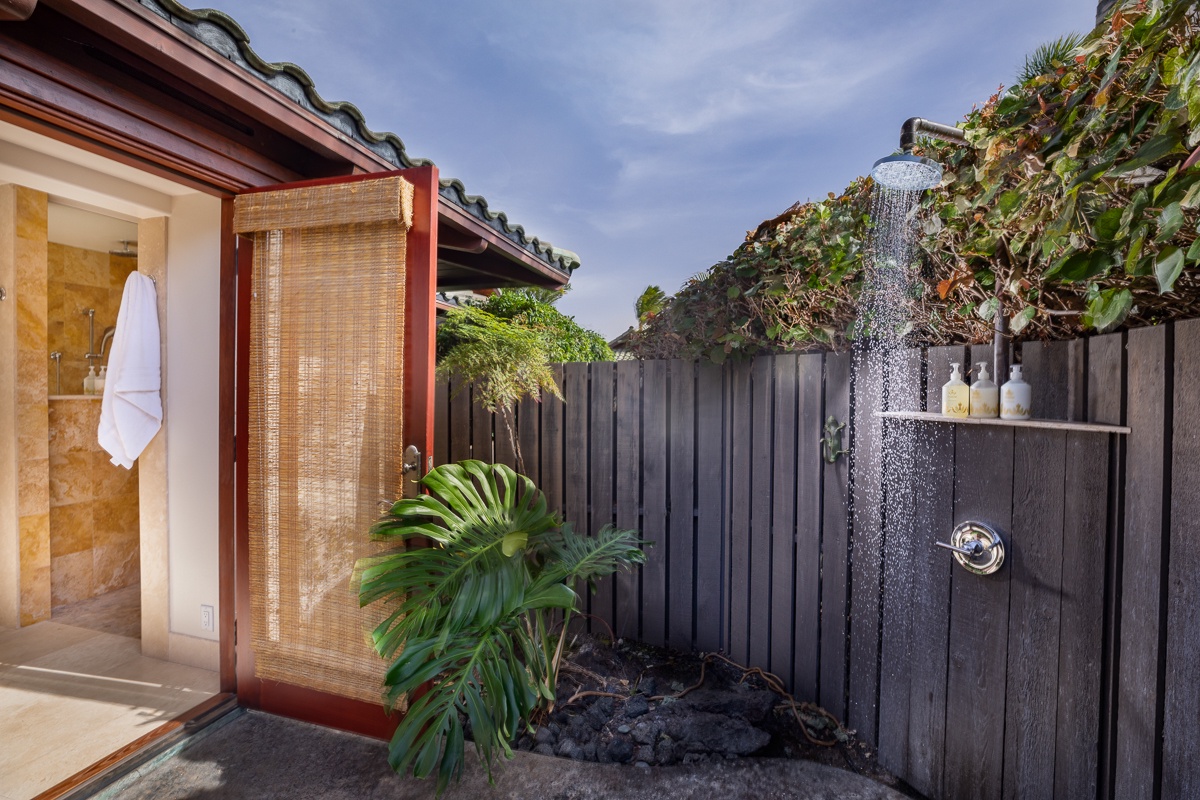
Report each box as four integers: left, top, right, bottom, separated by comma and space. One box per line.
402, 444, 422, 498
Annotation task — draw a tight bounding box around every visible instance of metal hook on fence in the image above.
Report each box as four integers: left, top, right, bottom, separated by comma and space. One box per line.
820, 415, 848, 464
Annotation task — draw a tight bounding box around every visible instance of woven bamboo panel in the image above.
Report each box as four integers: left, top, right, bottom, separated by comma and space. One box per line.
236, 176, 411, 705
235, 177, 414, 233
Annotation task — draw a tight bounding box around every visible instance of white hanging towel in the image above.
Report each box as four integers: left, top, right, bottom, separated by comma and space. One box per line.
98, 272, 162, 469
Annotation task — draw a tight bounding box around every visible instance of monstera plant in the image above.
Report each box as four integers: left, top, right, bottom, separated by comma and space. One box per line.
356, 460, 645, 793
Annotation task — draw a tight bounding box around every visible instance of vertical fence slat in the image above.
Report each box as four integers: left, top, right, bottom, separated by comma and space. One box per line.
1088, 331, 1125, 800
562, 363, 590, 620
515, 390, 538, 480
790, 353, 822, 698
749, 357, 774, 670
589, 362, 616, 630
471, 383, 493, 463
768, 355, 797, 689
694, 361, 725, 653
1002, 428, 1066, 800
615, 361, 642, 639
641, 360, 668, 648
1022, 340, 1070, 420
1046, 336, 1106, 800
449, 374, 471, 464
944, 344, 1014, 800
668, 360, 696, 652
540, 363, 564, 513
1164, 319, 1200, 800
1002, 344, 1071, 799
876, 346, 923, 778
1115, 326, 1167, 800
434, 377, 449, 467
727, 360, 753, 664
819, 351, 852, 719
897, 345, 962, 798
1056, 434, 1108, 800
849, 348, 885, 743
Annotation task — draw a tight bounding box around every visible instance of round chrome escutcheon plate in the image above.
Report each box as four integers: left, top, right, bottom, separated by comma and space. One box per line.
949, 521, 1005, 575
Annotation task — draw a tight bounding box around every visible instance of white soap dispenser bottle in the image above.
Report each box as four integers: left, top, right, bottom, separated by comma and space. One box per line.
1000, 364, 1032, 420
96, 366, 107, 396
83, 365, 96, 396
969, 362, 999, 418
941, 362, 970, 418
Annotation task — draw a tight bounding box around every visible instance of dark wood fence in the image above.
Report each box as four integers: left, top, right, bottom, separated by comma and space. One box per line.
433, 321, 1200, 800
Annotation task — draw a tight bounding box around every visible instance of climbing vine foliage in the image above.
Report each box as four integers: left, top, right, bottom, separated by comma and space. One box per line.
629, 0, 1200, 362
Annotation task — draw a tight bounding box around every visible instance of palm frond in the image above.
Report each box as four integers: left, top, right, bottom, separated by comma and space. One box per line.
356, 460, 645, 795
1018, 33, 1084, 84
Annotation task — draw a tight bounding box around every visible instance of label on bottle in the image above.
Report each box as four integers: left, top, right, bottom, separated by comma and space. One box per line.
970, 387, 999, 418
943, 385, 970, 418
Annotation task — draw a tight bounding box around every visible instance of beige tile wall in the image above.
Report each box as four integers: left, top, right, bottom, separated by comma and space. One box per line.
12, 186, 50, 626
46, 245, 137, 395
47, 399, 140, 606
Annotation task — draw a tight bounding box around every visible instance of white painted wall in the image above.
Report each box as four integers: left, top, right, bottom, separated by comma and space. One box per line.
164, 193, 222, 641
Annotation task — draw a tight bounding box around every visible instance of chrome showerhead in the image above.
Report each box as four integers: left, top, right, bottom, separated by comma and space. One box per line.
870, 153, 943, 191
110, 239, 138, 257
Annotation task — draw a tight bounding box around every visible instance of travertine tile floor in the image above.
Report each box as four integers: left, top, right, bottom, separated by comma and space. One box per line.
0, 591, 217, 800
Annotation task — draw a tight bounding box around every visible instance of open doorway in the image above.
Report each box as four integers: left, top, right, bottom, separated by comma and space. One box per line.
0, 123, 227, 799
45, 203, 142, 635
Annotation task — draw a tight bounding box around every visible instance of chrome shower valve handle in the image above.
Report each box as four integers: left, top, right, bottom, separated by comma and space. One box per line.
935, 521, 1005, 575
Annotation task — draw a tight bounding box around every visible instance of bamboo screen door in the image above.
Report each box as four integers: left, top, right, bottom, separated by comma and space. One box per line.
232, 168, 438, 736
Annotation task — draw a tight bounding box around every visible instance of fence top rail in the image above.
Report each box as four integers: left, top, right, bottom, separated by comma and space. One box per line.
876, 410, 1131, 435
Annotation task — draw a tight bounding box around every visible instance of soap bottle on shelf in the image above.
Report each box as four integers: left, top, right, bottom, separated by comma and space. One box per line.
1000, 364, 1032, 420
96, 366, 107, 396
969, 362, 999, 418
83, 366, 96, 396
941, 362, 970, 418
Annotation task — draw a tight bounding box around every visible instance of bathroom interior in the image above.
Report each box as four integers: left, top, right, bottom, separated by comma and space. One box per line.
2, 184, 218, 799
42, 203, 141, 636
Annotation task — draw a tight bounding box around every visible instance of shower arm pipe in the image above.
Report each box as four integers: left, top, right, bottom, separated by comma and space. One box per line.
994, 295, 1009, 385
899, 117, 968, 153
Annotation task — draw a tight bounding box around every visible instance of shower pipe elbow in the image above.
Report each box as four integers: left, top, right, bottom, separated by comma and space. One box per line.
900, 117, 969, 153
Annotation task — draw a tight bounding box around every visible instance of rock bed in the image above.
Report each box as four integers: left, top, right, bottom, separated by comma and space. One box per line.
511, 635, 906, 791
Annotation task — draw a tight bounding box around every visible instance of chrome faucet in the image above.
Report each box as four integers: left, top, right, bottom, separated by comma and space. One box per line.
49, 351, 61, 395
99, 326, 116, 361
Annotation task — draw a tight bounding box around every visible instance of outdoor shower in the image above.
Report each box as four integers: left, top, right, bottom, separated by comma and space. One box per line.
870, 117, 1009, 380
870, 117, 968, 191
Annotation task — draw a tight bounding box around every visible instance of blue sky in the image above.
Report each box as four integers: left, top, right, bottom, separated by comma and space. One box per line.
204, 0, 1099, 339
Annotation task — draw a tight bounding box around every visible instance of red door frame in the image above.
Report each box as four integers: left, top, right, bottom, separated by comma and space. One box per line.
231, 166, 439, 738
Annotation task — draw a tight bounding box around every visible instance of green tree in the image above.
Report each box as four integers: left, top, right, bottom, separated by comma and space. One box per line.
635, 285, 667, 328
437, 287, 612, 467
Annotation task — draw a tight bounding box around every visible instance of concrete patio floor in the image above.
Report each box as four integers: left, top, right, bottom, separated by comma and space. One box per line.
93, 709, 911, 800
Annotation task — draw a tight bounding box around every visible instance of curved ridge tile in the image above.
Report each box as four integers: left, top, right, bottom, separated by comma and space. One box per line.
139, 0, 575, 274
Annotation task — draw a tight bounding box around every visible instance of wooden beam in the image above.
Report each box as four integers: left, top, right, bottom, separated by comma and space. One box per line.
40, 0, 394, 174
437, 226, 487, 254
437, 248, 566, 288
0, 22, 295, 190
438, 198, 570, 285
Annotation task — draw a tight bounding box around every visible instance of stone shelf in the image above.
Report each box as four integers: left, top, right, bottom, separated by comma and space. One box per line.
876, 410, 1130, 435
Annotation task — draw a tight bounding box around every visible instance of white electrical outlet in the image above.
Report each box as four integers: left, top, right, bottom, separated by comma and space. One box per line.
200, 604, 215, 632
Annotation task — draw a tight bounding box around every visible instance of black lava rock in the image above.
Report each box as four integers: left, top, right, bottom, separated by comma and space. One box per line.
680, 688, 778, 724
665, 712, 771, 755
624, 694, 650, 718
606, 736, 634, 763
